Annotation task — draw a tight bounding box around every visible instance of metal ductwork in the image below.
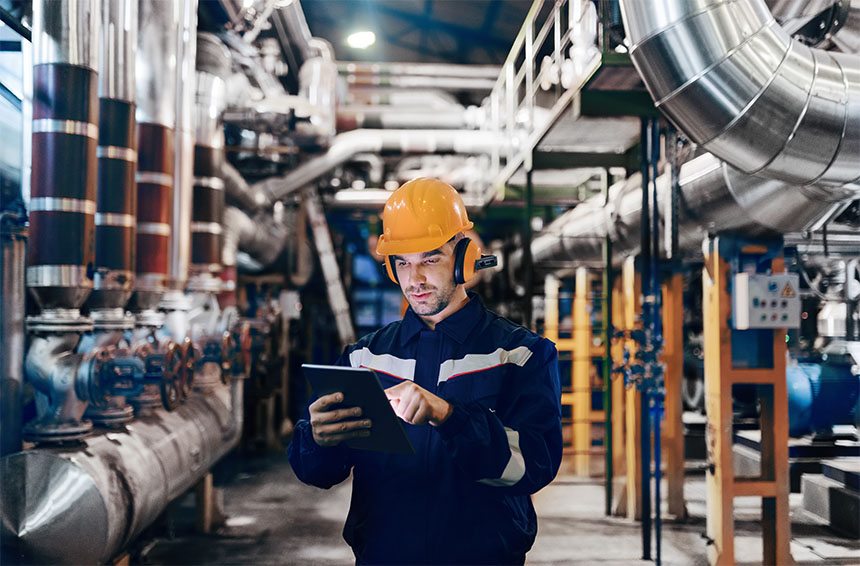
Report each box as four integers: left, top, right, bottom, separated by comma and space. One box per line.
222, 205, 288, 270
520, 153, 847, 269
258, 129, 503, 201
1, 379, 243, 565
619, 0, 860, 188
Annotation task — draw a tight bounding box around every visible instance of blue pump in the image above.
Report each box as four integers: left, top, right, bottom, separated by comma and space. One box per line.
787, 357, 859, 438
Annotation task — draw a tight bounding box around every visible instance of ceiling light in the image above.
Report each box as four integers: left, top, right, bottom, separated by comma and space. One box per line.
347, 31, 376, 49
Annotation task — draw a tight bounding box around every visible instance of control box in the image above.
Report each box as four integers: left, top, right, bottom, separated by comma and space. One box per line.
732, 273, 801, 330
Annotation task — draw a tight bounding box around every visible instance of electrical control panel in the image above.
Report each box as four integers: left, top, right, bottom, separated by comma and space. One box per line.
732, 273, 801, 330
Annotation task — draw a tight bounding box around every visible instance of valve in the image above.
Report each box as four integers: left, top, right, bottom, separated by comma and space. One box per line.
160, 341, 183, 411
179, 337, 196, 400
220, 331, 235, 385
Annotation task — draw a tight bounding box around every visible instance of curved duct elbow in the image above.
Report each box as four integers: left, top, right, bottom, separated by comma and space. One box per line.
222, 206, 287, 269
620, 0, 860, 188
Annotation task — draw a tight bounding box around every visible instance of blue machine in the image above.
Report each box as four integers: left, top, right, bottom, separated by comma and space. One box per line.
787, 348, 860, 438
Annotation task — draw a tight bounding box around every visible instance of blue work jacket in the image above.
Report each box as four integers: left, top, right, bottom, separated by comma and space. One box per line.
288, 293, 562, 565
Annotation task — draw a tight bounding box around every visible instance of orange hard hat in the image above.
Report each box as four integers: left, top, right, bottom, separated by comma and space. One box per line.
376, 177, 473, 256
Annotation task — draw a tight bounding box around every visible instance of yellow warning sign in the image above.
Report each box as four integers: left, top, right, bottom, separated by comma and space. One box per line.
781, 283, 795, 298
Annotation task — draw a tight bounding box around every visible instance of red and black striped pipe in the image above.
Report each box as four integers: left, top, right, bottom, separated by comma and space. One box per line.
135, 123, 174, 296
28, 63, 98, 312
88, 98, 137, 310
190, 145, 224, 274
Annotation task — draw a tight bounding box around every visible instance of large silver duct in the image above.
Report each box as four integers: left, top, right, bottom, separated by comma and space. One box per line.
222, 205, 288, 269
520, 153, 849, 268
619, 0, 860, 188
1, 379, 243, 565
259, 129, 502, 201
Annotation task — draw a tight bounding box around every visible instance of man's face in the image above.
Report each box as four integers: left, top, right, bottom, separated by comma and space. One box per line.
391, 239, 459, 318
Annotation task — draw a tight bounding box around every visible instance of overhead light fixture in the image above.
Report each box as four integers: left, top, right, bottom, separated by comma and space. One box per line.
347, 31, 376, 49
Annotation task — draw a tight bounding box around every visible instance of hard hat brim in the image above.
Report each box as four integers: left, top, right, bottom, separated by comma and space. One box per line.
376, 222, 473, 256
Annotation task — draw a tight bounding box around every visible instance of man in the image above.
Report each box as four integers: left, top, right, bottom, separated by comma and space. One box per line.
288, 177, 562, 565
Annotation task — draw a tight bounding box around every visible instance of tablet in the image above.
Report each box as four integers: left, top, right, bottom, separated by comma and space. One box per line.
302, 364, 415, 455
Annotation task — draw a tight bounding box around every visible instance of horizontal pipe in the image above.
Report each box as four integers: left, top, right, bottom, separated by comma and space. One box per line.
338, 61, 501, 79
260, 129, 502, 201
517, 152, 856, 270
1, 380, 243, 565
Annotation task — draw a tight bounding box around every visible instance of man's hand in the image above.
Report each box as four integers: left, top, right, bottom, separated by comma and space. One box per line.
385, 381, 453, 426
309, 392, 372, 447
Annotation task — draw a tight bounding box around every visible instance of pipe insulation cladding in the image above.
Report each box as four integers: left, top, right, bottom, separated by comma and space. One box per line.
619, 0, 860, 189
28, 0, 100, 315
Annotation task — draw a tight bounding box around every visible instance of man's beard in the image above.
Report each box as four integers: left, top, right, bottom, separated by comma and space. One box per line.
406, 278, 456, 317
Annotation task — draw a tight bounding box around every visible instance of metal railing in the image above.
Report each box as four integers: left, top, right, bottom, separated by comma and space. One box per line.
485, 0, 603, 202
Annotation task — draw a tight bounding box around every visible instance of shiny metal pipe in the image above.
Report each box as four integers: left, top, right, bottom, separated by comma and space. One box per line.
518, 153, 849, 269
1, 380, 243, 565
0, 216, 26, 456
168, 0, 198, 290
222, 205, 288, 269
619, 0, 860, 186
33, 0, 99, 68
28, 0, 99, 317
261, 129, 502, 201
338, 61, 501, 79
135, 0, 178, 128
89, 0, 138, 320
99, 0, 136, 102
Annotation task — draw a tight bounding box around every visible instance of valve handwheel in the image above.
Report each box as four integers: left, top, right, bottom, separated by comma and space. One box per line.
160, 341, 182, 411
179, 338, 196, 400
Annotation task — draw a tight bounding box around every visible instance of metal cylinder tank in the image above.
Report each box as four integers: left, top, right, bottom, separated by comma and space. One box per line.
88, 0, 137, 327
28, 0, 100, 322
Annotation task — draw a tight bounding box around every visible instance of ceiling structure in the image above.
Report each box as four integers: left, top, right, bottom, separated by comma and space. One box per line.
301, 0, 533, 65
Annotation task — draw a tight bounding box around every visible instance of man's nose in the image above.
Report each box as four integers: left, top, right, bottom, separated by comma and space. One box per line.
405, 265, 426, 286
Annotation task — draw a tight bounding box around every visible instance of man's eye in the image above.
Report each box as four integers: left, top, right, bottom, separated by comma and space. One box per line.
396, 261, 407, 267
425, 259, 437, 264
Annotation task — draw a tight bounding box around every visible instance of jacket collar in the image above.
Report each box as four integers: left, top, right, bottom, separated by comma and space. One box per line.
399, 292, 485, 346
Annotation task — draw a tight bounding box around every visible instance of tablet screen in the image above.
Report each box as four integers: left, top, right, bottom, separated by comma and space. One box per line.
302, 364, 415, 455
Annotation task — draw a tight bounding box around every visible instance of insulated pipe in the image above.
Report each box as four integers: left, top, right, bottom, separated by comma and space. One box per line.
190, 33, 228, 282
338, 61, 501, 79
0, 379, 243, 565
335, 107, 478, 132
222, 205, 288, 270
222, 161, 271, 212
169, 0, 198, 291
517, 153, 852, 269
619, 0, 860, 187
134, 0, 179, 311
87, 0, 137, 323
28, 0, 100, 316
261, 129, 502, 201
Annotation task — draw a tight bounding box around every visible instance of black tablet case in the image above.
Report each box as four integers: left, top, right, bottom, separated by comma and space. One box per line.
302, 364, 415, 455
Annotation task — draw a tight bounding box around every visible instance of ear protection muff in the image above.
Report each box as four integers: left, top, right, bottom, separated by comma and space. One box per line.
453, 237, 480, 285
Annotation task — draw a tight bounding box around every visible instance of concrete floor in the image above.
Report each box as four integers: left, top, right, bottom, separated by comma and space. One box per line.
137, 453, 860, 566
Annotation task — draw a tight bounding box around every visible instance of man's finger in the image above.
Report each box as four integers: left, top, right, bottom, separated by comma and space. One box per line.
315, 419, 372, 438
310, 406, 362, 426
384, 381, 409, 400
310, 392, 344, 411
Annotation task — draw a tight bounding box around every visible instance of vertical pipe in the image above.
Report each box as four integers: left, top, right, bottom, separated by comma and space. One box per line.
638, 117, 652, 561
190, 33, 228, 290
133, 0, 179, 314
88, 0, 137, 326
0, 214, 26, 456
169, 0, 198, 292
28, 0, 100, 320
523, 161, 534, 329
650, 119, 663, 566
602, 173, 613, 516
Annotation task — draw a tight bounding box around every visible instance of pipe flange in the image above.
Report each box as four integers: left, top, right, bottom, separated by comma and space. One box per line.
91, 308, 135, 331
135, 309, 165, 328
187, 273, 223, 293
23, 419, 93, 444
26, 310, 94, 334
85, 403, 135, 427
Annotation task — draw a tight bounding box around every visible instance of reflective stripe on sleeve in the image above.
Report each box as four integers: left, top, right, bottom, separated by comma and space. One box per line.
477, 428, 526, 487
